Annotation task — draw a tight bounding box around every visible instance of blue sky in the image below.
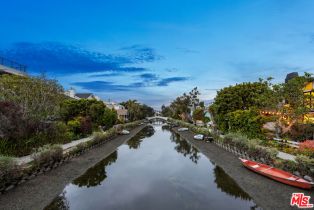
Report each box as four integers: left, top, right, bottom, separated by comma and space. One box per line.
1, 0, 314, 108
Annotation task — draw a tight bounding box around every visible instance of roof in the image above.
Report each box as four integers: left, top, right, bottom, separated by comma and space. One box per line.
285, 72, 299, 83
75, 93, 94, 99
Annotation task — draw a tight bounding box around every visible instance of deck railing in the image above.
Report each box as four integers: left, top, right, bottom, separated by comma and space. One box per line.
0, 56, 27, 72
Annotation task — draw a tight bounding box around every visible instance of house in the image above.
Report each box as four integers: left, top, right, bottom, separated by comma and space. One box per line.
75, 93, 100, 100
0, 56, 27, 77
104, 101, 128, 122
304, 80, 314, 123
64, 88, 100, 101
285, 72, 314, 123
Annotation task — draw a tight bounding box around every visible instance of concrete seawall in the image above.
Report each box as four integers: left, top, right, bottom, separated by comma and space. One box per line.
172, 127, 314, 210
0, 125, 147, 210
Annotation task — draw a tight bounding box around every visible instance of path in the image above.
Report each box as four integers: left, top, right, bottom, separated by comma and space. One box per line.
16, 136, 94, 165
277, 151, 296, 161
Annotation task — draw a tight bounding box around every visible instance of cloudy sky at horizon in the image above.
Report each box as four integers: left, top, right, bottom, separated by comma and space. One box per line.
1, 0, 314, 109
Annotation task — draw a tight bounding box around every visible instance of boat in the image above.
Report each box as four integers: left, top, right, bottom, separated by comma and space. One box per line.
120, 129, 130, 135
239, 158, 313, 189
178, 127, 189, 132
194, 134, 204, 140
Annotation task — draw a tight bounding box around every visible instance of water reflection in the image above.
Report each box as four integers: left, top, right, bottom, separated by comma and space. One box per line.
127, 125, 155, 149
213, 166, 251, 200
45, 192, 69, 210
170, 132, 201, 164
72, 151, 117, 188
45, 125, 259, 210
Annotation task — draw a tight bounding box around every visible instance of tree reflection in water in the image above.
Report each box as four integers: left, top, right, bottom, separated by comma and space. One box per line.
213, 166, 251, 200
72, 151, 118, 188
44, 191, 69, 210
170, 132, 201, 164
127, 126, 155, 149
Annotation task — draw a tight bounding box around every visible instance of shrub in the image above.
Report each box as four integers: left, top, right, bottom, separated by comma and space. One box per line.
31, 144, 63, 167
67, 118, 81, 138
79, 116, 93, 136
296, 155, 314, 177
226, 109, 266, 139
288, 124, 314, 141
223, 132, 278, 162
0, 156, 21, 187
274, 159, 298, 173
298, 140, 314, 158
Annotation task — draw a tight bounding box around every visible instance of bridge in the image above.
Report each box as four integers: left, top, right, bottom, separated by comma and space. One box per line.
146, 116, 168, 123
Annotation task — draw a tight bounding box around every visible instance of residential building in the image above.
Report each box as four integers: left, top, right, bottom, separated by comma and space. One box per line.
304, 80, 314, 123
65, 88, 100, 101
104, 101, 128, 122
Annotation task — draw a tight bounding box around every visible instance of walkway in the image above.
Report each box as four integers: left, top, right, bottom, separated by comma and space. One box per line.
277, 151, 296, 162
16, 136, 94, 165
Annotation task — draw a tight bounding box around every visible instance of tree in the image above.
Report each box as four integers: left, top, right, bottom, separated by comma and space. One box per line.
161, 87, 201, 122
161, 105, 173, 117
0, 75, 71, 156
0, 74, 65, 121
260, 73, 313, 137
192, 108, 205, 122
60, 99, 117, 128
120, 100, 154, 121
210, 81, 271, 132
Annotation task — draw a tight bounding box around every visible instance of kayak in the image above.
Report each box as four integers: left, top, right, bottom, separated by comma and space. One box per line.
194, 134, 204, 140
240, 158, 313, 189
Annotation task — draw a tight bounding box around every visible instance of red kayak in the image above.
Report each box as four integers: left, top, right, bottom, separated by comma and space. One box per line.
240, 158, 313, 189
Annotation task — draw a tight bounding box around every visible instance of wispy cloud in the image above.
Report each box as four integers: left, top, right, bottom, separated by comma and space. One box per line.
157, 77, 189, 86
71, 81, 145, 92
0, 42, 160, 75
72, 75, 190, 92
120, 44, 163, 63
138, 73, 159, 81
89, 72, 124, 78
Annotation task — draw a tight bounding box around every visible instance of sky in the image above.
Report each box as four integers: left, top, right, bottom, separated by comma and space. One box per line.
1, 0, 314, 109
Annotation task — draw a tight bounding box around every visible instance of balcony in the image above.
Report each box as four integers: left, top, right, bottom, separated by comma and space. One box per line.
0, 56, 27, 76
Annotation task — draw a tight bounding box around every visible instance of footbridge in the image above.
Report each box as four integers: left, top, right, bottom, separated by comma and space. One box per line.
146, 116, 168, 123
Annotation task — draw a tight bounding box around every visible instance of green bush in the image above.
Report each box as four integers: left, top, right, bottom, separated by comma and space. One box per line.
296, 155, 314, 177
0, 121, 72, 157
67, 118, 82, 138
227, 109, 266, 139
222, 132, 278, 162
31, 144, 63, 167
0, 156, 21, 188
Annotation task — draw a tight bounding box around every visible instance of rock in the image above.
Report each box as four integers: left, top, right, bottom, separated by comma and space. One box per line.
304, 175, 313, 182
293, 171, 301, 177
5, 185, 15, 191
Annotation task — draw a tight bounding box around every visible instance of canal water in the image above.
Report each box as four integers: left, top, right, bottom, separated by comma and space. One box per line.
45, 125, 260, 210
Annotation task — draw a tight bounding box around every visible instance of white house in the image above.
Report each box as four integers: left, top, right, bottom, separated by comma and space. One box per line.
65, 88, 100, 101
104, 101, 128, 122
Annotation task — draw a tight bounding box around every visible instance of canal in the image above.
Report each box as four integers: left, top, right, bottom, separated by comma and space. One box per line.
45, 125, 260, 210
